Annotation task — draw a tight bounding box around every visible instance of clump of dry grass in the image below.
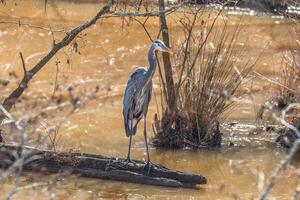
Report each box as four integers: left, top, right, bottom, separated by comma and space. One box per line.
274, 50, 300, 148
257, 48, 300, 121
153, 10, 254, 148
257, 27, 300, 148
275, 51, 300, 110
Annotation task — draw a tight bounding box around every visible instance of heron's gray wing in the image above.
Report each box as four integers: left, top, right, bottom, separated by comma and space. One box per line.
123, 67, 147, 136
123, 67, 147, 111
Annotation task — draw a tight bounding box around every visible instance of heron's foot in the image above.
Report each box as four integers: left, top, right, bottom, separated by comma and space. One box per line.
122, 158, 135, 169
144, 161, 154, 176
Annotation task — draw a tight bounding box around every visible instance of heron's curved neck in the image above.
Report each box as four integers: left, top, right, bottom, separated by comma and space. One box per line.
146, 46, 157, 79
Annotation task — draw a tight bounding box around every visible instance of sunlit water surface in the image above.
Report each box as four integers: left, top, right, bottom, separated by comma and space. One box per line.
0, 1, 300, 199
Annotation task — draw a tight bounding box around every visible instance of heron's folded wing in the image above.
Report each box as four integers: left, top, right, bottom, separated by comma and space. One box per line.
122, 67, 147, 118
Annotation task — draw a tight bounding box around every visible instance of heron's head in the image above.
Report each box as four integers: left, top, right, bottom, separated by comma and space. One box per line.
152, 40, 173, 54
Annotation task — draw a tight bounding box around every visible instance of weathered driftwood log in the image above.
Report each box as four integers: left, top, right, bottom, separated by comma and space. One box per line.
0, 143, 206, 188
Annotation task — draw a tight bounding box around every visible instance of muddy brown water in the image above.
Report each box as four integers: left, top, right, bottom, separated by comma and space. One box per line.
1, 1, 300, 199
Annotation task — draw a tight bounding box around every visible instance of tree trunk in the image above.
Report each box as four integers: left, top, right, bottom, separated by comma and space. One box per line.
158, 0, 176, 114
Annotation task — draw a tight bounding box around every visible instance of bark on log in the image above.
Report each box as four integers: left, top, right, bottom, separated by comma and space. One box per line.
0, 143, 206, 188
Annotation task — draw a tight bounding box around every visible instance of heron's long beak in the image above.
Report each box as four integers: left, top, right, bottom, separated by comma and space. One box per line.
164, 47, 173, 55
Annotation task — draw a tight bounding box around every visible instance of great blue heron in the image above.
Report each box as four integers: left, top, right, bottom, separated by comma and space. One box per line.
123, 40, 172, 173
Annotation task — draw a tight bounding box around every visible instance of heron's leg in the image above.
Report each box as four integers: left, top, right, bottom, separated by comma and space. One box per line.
144, 116, 151, 163
126, 135, 132, 162
122, 136, 134, 169
143, 115, 152, 175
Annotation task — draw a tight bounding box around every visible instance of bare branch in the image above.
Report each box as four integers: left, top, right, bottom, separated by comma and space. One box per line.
1, 0, 115, 120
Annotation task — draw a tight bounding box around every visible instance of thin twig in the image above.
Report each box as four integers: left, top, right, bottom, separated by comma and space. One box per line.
19, 52, 26, 75
253, 71, 297, 93
0, 20, 63, 32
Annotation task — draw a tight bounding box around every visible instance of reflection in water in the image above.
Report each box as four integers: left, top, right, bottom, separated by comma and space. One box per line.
0, 0, 299, 199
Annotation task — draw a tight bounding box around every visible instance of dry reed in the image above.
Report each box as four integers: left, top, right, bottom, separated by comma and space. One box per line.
153, 10, 254, 148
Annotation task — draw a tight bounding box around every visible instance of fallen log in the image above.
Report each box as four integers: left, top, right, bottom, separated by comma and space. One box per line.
0, 143, 206, 188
